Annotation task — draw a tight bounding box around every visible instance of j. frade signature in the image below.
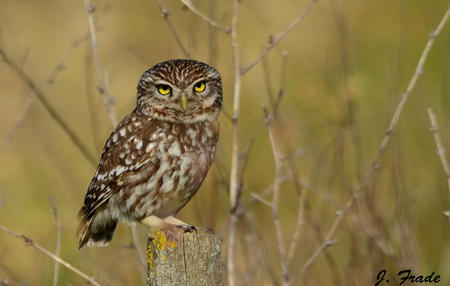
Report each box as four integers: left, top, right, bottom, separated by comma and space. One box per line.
375, 269, 441, 286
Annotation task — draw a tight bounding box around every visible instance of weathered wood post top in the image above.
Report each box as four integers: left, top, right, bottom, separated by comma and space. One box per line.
147, 228, 222, 286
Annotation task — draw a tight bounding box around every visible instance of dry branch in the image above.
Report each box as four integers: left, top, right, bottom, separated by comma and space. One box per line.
240, 0, 317, 75
156, 0, 191, 58
227, 0, 242, 285
263, 104, 289, 283
49, 198, 62, 286
179, 0, 230, 34
7, 34, 91, 142
427, 108, 450, 221
82, 0, 117, 127
0, 225, 101, 286
288, 6, 450, 285
0, 47, 97, 165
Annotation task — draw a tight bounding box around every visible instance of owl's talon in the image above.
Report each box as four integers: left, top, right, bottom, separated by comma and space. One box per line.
178, 225, 196, 233
173, 224, 196, 233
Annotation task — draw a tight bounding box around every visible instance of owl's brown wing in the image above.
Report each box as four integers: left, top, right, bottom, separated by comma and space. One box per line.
81, 112, 162, 219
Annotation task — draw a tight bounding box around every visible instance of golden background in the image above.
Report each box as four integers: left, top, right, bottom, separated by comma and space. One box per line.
0, 0, 449, 285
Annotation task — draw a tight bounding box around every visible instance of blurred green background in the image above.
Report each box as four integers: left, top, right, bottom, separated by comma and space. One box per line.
0, 0, 449, 285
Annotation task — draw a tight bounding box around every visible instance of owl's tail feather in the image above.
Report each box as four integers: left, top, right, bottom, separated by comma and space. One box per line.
77, 208, 117, 249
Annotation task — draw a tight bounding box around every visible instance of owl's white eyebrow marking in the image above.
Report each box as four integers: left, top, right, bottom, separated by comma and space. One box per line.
154, 80, 173, 88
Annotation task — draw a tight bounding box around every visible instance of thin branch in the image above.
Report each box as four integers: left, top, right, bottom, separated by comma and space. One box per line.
263, 104, 289, 284
427, 108, 450, 221
241, 0, 317, 75
290, 239, 338, 284
49, 198, 62, 286
156, 0, 191, 58
273, 50, 289, 117
0, 225, 102, 286
288, 7, 450, 285
229, 0, 242, 214
236, 138, 254, 207
130, 225, 146, 267
6, 34, 91, 142
82, 0, 117, 127
250, 192, 273, 208
227, 1, 241, 285
179, 0, 231, 34
0, 47, 97, 165
287, 193, 305, 264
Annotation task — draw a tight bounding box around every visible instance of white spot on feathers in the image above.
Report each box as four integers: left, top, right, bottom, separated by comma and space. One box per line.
146, 142, 156, 153
168, 141, 181, 157
135, 139, 143, 150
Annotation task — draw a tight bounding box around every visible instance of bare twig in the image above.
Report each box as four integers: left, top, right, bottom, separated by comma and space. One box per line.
156, 0, 191, 57
82, 0, 117, 127
0, 225, 102, 286
236, 138, 254, 206
241, 0, 317, 75
130, 225, 146, 267
250, 192, 273, 208
49, 198, 62, 286
0, 47, 97, 165
227, 1, 242, 285
290, 239, 337, 284
7, 34, 91, 142
179, 0, 231, 34
427, 108, 450, 221
263, 104, 289, 284
273, 50, 289, 116
229, 0, 242, 216
288, 7, 450, 285
287, 193, 305, 264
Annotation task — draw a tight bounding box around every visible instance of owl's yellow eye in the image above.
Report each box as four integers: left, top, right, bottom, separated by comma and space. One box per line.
156, 84, 172, 95
193, 81, 206, 93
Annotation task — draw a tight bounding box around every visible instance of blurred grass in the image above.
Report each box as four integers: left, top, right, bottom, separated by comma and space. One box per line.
0, 0, 450, 285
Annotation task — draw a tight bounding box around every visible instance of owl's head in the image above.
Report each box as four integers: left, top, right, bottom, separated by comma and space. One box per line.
136, 59, 223, 123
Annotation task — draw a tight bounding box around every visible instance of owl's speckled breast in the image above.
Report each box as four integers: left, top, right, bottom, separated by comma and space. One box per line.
111, 118, 219, 221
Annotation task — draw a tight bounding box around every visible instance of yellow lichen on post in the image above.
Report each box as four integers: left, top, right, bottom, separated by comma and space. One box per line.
151, 231, 176, 252
147, 243, 154, 270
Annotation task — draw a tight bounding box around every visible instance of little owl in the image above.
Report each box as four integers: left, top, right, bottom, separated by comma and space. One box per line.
77, 59, 222, 248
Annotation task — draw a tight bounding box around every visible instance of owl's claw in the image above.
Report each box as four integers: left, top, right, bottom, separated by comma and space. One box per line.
164, 216, 196, 233
176, 224, 196, 233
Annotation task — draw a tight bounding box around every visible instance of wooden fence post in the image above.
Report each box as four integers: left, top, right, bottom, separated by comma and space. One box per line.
147, 228, 222, 286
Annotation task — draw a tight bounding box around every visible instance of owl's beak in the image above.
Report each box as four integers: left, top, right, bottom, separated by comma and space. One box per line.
180, 94, 188, 111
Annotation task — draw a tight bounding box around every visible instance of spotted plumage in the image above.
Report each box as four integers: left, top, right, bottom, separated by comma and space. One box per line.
77, 59, 222, 248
